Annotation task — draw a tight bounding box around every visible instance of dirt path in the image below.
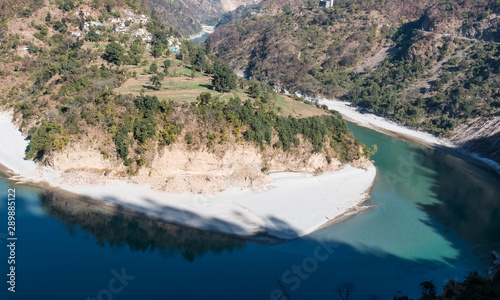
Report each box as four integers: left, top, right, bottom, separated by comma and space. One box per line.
417, 30, 500, 45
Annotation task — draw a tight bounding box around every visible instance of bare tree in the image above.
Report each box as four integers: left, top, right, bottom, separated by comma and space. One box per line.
337, 282, 355, 300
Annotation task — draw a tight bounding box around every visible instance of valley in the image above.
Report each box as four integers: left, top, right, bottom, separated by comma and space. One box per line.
0, 0, 499, 299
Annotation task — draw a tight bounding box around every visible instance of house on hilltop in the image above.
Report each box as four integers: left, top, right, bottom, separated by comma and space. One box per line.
319, 0, 333, 8
124, 9, 135, 16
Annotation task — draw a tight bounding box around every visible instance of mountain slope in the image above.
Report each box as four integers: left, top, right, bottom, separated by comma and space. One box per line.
208, 0, 500, 164
0, 0, 371, 193
147, 0, 261, 36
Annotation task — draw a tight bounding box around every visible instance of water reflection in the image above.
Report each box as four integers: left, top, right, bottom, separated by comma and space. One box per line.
421, 151, 500, 255
38, 190, 247, 262
344, 122, 500, 264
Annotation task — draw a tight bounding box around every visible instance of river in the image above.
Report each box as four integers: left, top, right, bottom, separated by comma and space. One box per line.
190, 25, 215, 46
1, 122, 499, 299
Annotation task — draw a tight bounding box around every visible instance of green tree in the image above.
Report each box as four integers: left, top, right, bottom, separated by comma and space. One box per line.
248, 80, 262, 98
53, 20, 68, 34
197, 92, 212, 105
103, 42, 124, 65
150, 74, 164, 90
19, 8, 32, 17
134, 116, 157, 143
151, 42, 165, 58
25, 122, 63, 160
45, 12, 52, 23
40, 27, 48, 37
113, 125, 131, 160
129, 40, 145, 55
134, 95, 160, 111
149, 62, 158, 74
190, 47, 207, 72
212, 61, 236, 92
86, 29, 100, 42
58, 0, 75, 11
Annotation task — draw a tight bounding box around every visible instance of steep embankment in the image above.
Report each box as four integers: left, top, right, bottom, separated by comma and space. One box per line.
0, 0, 371, 192
0, 0, 378, 238
0, 108, 376, 239
209, 0, 500, 165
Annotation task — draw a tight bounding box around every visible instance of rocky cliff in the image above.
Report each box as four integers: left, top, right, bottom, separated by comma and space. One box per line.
452, 117, 500, 165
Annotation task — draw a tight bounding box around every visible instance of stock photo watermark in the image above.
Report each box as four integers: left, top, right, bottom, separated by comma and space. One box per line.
270, 240, 340, 300
383, 147, 431, 190
6, 187, 16, 293
86, 268, 135, 300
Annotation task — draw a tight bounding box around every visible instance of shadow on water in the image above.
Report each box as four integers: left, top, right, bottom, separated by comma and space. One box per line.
36, 187, 476, 299
347, 121, 500, 265
1, 174, 495, 299
4, 119, 500, 299
38, 190, 247, 262
418, 150, 500, 255
268, 237, 463, 299
460, 131, 500, 164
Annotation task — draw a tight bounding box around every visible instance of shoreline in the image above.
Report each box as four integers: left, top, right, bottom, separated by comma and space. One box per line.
188, 24, 216, 40
318, 98, 500, 175
0, 111, 377, 240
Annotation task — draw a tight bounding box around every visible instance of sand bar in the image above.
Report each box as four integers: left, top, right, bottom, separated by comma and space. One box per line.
0, 111, 376, 239
318, 98, 500, 174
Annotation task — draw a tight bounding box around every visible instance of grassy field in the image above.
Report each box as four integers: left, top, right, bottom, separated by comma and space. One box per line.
113, 52, 326, 117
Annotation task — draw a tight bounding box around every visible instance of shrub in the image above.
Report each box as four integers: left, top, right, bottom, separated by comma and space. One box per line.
25, 122, 63, 160
19, 8, 33, 17
113, 125, 131, 159
134, 95, 159, 111
133, 116, 157, 143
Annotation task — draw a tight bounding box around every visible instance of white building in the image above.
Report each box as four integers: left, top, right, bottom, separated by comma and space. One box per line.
71, 32, 81, 37
124, 9, 134, 16
115, 24, 129, 33
319, 0, 333, 8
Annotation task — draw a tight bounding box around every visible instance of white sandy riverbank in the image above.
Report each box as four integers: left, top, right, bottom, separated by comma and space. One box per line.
0, 111, 376, 239
66, 166, 376, 239
188, 25, 216, 40
318, 98, 500, 175
318, 99, 454, 147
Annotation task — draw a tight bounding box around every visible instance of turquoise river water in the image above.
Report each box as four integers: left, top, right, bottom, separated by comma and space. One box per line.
1, 122, 499, 299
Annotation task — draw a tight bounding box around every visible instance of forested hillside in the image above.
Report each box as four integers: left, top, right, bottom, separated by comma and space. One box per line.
209, 0, 500, 163
0, 0, 370, 183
